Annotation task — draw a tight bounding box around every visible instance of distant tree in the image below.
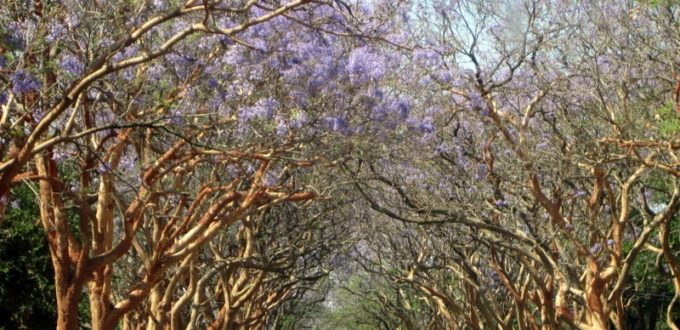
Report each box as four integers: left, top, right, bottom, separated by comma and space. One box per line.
348, 0, 680, 329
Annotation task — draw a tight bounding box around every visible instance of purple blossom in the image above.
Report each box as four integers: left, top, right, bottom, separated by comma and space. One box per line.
250, 39, 268, 52
596, 54, 610, 71
219, 36, 234, 47
276, 119, 288, 136
52, 149, 69, 162
11, 70, 41, 94
607, 239, 615, 246
479, 107, 489, 117
96, 161, 112, 174
226, 165, 240, 179
289, 110, 308, 129
65, 14, 80, 29
263, 172, 277, 187
437, 70, 453, 83
469, 92, 486, 112
112, 45, 140, 63
418, 116, 435, 133
168, 115, 186, 126
146, 64, 164, 81
370, 105, 387, 121
435, 143, 448, 154
590, 243, 602, 254
282, 63, 307, 84
154, 0, 167, 9
0, 55, 6, 68
246, 164, 256, 175
68, 182, 79, 192
325, 116, 350, 134
573, 190, 588, 198
405, 116, 419, 129
289, 91, 308, 107
241, 97, 278, 121
224, 48, 245, 66
520, 224, 530, 234
425, 106, 441, 116
394, 99, 410, 119
372, 88, 384, 100
207, 78, 219, 88
248, 65, 264, 80
288, 56, 302, 66
347, 46, 386, 84
32, 110, 45, 122
413, 48, 442, 67
455, 146, 468, 168
308, 77, 324, 90
59, 55, 84, 75
495, 199, 509, 207
0, 92, 7, 106
119, 154, 137, 174
475, 163, 488, 180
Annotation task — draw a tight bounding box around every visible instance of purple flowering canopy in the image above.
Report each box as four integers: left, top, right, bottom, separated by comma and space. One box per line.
1, 0, 680, 329
0, 0, 408, 328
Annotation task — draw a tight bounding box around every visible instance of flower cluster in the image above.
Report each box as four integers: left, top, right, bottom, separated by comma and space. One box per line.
10, 70, 41, 94
241, 97, 279, 122
59, 55, 85, 75
347, 46, 386, 85
325, 116, 350, 134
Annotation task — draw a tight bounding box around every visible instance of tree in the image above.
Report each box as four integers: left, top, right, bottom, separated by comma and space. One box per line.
347, 0, 680, 329
0, 0, 401, 329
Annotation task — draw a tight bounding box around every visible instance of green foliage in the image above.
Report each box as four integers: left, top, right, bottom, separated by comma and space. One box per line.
656, 102, 680, 138
316, 275, 429, 330
623, 207, 680, 328
0, 185, 55, 330
317, 276, 385, 330
637, 0, 680, 6
275, 315, 298, 330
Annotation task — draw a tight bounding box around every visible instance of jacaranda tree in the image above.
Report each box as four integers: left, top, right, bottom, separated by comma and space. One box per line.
339, 0, 680, 329
3, 0, 680, 329
0, 0, 404, 329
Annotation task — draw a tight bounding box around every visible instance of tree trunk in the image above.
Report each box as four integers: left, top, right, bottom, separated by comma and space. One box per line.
89, 276, 111, 330
36, 154, 85, 330
55, 271, 83, 330
146, 286, 164, 330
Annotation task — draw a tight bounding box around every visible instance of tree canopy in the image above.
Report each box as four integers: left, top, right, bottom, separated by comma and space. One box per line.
1, 0, 679, 329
